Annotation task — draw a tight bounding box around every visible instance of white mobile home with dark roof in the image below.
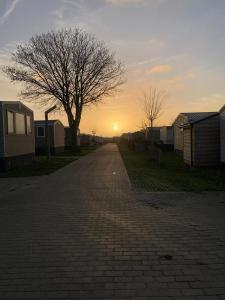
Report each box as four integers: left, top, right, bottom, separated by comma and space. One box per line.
0, 101, 35, 170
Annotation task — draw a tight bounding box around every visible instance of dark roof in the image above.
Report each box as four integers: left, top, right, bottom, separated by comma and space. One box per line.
146, 127, 161, 131
181, 112, 218, 124
172, 112, 218, 127
35, 120, 60, 125
160, 126, 173, 129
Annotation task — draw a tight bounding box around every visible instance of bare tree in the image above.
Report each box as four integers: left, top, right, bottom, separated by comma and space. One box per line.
143, 86, 166, 147
144, 87, 165, 128
3, 28, 125, 150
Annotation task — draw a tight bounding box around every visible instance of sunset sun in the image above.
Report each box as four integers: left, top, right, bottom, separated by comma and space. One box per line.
113, 123, 118, 131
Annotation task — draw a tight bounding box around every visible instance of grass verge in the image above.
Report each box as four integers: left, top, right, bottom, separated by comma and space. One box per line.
0, 145, 100, 178
118, 143, 225, 192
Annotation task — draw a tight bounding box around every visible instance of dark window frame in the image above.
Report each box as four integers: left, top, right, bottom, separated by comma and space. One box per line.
37, 126, 45, 138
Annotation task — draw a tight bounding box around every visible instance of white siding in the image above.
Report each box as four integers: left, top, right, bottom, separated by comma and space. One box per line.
173, 115, 187, 152
183, 128, 192, 165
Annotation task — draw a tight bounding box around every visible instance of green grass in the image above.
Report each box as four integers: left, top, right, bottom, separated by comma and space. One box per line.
0, 145, 100, 178
58, 145, 100, 157
118, 143, 225, 192
0, 156, 77, 177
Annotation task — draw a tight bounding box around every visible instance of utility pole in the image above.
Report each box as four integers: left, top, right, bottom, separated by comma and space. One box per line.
45, 105, 57, 160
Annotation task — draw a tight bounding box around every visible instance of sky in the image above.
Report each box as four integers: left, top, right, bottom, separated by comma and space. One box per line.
1, 0, 225, 136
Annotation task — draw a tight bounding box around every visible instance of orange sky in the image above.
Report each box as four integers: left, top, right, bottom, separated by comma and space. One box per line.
1, 0, 225, 137
0, 66, 225, 137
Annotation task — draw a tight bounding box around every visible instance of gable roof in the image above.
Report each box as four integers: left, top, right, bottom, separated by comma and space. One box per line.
181, 112, 218, 124
146, 126, 161, 131
173, 112, 218, 126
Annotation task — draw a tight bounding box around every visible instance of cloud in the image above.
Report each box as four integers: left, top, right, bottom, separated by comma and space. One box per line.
0, 41, 18, 66
148, 64, 172, 74
191, 93, 225, 111
0, 0, 21, 24
52, 0, 104, 30
105, 0, 145, 5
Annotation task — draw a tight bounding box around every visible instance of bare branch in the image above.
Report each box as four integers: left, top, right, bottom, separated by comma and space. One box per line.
3, 28, 125, 148
143, 86, 166, 128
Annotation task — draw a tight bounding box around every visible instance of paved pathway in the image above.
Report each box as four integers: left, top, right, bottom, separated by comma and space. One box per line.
0, 143, 225, 299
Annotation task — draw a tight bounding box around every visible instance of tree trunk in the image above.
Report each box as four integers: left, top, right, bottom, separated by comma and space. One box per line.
150, 120, 154, 159
67, 112, 80, 152
69, 122, 80, 152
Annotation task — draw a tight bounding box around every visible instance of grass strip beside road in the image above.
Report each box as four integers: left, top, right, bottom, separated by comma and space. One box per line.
0, 145, 100, 178
118, 143, 225, 192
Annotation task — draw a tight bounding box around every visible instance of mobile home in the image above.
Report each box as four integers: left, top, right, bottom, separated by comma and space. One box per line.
0, 101, 35, 170
160, 126, 174, 145
80, 134, 92, 146
173, 112, 217, 155
145, 127, 161, 143
179, 112, 220, 167
35, 120, 65, 154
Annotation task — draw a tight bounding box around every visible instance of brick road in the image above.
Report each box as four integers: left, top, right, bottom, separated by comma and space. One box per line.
0, 143, 225, 299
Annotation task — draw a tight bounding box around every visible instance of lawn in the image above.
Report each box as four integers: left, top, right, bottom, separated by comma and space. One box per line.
57, 145, 100, 157
118, 143, 225, 192
0, 145, 100, 178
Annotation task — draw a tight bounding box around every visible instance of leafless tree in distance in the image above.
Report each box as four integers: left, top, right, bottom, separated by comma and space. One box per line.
144, 87, 165, 128
3, 28, 125, 150
143, 86, 166, 149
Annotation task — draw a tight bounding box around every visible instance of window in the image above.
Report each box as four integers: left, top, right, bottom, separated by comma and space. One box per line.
15, 113, 25, 134
7, 111, 14, 134
37, 126, 45, 137
26, 115, 32, 134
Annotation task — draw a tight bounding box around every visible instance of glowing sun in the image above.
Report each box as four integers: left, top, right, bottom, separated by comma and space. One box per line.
113, 123, 118, 131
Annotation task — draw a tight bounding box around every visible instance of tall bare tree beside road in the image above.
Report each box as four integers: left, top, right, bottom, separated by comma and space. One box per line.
3, 28, 125, 150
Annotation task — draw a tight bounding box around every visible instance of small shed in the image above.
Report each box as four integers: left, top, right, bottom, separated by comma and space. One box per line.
220, 105, 225, 164
181, 113, 220, 167
35, 120, 65, 154
160, 126, 174, 144
0, 101, 35, 170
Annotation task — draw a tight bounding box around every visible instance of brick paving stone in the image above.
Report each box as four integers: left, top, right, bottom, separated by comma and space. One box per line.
197, 296, 221, 300
0, 143, 225, 299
